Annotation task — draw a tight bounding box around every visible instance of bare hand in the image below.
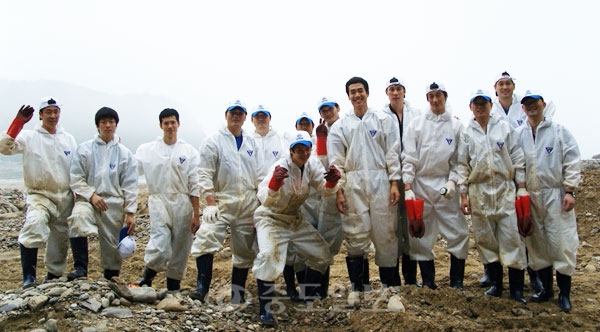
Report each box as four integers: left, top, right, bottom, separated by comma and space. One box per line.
336, 190, 346, 214
562, 194, 575, 212
90, 193, 109, 211
190, 215, 200, 234
460, 195, 471, 215
389, 181, 400, 206
125, 214, 135, 234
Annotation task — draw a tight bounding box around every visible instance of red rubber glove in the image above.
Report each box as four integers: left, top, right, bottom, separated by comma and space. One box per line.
268, 165, 288, 191
315, 119, 328, 156
7, 105, 35, 138
406, 199, 425, 238
324, 165, 341, 188
519, 195, 534, 237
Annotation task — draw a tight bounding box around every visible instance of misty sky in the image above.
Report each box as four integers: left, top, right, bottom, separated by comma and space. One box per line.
1, 0, 598, 158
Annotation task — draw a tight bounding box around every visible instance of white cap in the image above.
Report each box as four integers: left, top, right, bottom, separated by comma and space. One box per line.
295, 112, 314, 125
251, 104, 271, 117
520, 90, 544, 104
469, 89, 492, 103
317, 97, 337, 112
385, 77, 405, 90
117, 227, 136, 259
39, 97, 61, 111
288, 130, 312, 149
226, 99, 247, 113
494, 71, 515, 84
426, 82, 446, 94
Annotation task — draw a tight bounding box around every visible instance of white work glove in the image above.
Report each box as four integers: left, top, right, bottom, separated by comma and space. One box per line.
440, 181, 456, 200
516, 187, 529, 198
202, 205, 220, 223
404, 189, 415, 201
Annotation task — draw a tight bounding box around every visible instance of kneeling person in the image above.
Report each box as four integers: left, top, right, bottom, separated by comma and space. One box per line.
252, 131, 340, 326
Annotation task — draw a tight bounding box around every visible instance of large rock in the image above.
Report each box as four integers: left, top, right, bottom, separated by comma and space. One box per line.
101, 307, 134, 319
129, 286, 157, 303
156, 297, 187, 311
27, 295, 49, 311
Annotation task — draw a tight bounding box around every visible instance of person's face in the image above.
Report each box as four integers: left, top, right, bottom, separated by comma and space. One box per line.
290, 144, 311, 166
386, 85, 405, 105
97, 118, 117, 141
251, 112, 271, 131
160, 116, 179, 138
348, 83, 369, 108
521, 98, 546, 119
39, 106, 61, 131
427, 91, 446, 114
319, 105, 340, 125
469, 97, 492, 122
296, 118, 314, 135
225, 108, 247, 129
494, 79, 515, 99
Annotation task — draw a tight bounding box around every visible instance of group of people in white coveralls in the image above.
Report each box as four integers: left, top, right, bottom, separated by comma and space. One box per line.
0, 72, 580, 327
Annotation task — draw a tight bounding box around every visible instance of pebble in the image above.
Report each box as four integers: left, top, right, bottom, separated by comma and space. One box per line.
387, 295, 405, 312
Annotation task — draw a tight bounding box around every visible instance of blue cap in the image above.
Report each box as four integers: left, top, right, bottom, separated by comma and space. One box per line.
295, 112, 314, 125
119, 226, 130, 242
289, 130, 312, 148
251, 104, 271, 117
226, 99, 247, 113
469, 89, 492, 103
520, 90, 543, 104
317, 97, 336, 112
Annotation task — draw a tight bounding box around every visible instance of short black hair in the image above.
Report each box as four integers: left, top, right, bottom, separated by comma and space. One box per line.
95, 107, 119, 126
345, 77, 369, 95
159, 108, 179, 123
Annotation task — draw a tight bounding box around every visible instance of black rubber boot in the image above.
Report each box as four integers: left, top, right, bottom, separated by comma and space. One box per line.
20, 244, 37, 289
137, 267, 157, 287
303, 268, 323, 301
231, 266, 250, 304
190, 254, 213, 302
166, 278, 181, 291
449, 255, 465, 290
527, 266, 543, 293
283, 265, 300, 302
479, 263, 491, 287
46, 272, 61, 281
363, 258, 371, 291
257, 279, 276, 326
508, 267, 527, 304
320, 267, 330, 298
530, 266, 554, 302
556, 272, 572, 312
485, 262, 503, 297
345, 256, 364, 292
104, 269, 120, 280
67, 237, 88, 281
379, 266, 398, 288
391, 258, 402, 286
402, 254, 420, 286
419, 260, 438, 290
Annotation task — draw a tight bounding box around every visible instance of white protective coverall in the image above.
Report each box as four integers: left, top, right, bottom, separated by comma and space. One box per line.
382, 101, 421, 255
402, 110, 469, 261
190, 127, 259, 269
327, 108, 401, 267
252, 155, 335, 281
457, 115, 526, 268
0, 124, 76, 275
250, 128, 287, 183
514, 119, 581, 275
69, 136, 138, 270
136, 138, 200, 280
492, 94, 555, 129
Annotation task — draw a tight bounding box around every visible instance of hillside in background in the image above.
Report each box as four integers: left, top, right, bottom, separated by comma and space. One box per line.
0, 79, 207, 152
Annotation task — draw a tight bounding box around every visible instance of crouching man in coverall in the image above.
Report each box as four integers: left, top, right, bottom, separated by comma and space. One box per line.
457, 90, 528, 302
0, 97, 76, 288
402, 82, 469, 290
68, 107, 138, 280
135, 108, 201, 291
190, 100, 259, 305
252, 130, 340, 326
514, 90, 581, 312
